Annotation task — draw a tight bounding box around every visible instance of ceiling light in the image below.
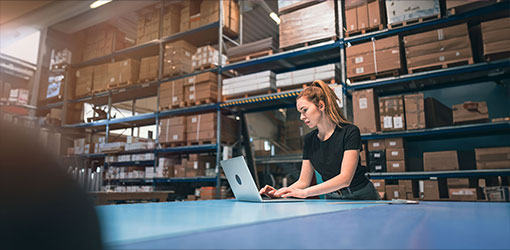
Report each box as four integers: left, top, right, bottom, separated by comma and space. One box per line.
269, 12, 280, 25
90, 0, 112, 9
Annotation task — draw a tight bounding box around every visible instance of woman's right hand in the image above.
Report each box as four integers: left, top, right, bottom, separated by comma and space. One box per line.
259, 185, 279, 198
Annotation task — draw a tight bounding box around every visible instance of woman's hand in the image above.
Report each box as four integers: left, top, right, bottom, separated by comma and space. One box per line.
259, 185, 278, 198
274, 187, 309, 199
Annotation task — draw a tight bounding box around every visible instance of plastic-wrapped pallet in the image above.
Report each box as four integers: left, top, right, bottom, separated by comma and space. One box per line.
385, 0, 440, 27
192, 45, 227, 70
276, 64, 339, 88
222, 71, 276, 97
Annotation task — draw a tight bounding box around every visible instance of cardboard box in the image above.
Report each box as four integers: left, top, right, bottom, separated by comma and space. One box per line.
163, 40, 196, 76
404, 24, 468, 48
385, 138, 404, 149
423, 151, 459, 171
421, 179, 440, 200
386, 148, 405, 161
379, 95, 405, 132
371, 179, 385, 192
356, 4, 369, 30
452, 101, 489, 125
352, 89, 380, 133
424, 97, 453, 128
385, 0, 440, 26
346, 8, 358, 32
346, 36, 400, 78
159, 116, 186, 143
404, 93, 426, 130
93, 64, 109, 92
160, 79, 184, 109
368, 0, 382, 28
367, 139, 385, 151
485, 186, 510, 202
139, 56, 159, 81
449, 188, 479, 201
475, 147, 510, 170
75, 66, 94, 97
368, 150, 386, 172
107, 59, 140, 87
385, 185, 405, 200
447, 178, 471, 188
399, 180, 416, 194
387, 160, 405, 172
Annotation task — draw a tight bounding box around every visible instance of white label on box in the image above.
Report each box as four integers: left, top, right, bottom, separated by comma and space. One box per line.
392, 49, 399, 54
419, 181, 424, 193
185, 51, 190, 57
206, 162, 211, 169
189, 86, 195, 91
453, 190, 474, 195
392, 163, 400, 168
392, 151, 399, 156
383, 116, 393, 128
192, 117, 197, 123
76, 71, 80, 77
173, 135, 178, 140
123, 61, 128, 66
456, 52, 460, 56
394, 117, 403, 128
194, 162, 198, 169
375, 165, 382, 170
394, 191, 399, 198
188, 78, 194, 84
142, 83, 149, 88
350, 24, 355, 30
374, 153, 381, 158
390, 141, 396, 146
172, 96, 178, 102
189, 94, 195, 100
439, 56, 445, 61
373, 142, 380, 147
110, 77, 115, 83
437, 29, 444, 40
355, 56, 364, 64
359, 98, 368, 109
374, 182, 380, 187
355, 67, 364, 74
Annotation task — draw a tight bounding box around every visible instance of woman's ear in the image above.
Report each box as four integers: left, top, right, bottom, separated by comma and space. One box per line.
318, 100, 325, 112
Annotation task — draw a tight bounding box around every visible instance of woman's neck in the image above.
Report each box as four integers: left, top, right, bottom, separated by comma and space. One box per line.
316, 118, 336, 141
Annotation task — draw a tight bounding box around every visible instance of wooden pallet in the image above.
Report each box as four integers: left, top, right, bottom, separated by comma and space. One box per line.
227, 50, 274, 64
138, 77, 157, 84
194, 64, 218, 72
108, 81, 133, 90
276, 78, 337, 92
408, 58, 474, 74
160, 101, 186, 111
92, 88, 108, 95
186, 139, 233, 146
388, 14, 440, 29
280, 36, 337, 52
160, 141, 187, 148
484, 51, 510, 62
222, 88, 275, 101
349, 70, 401, 83
162, 70, 190, 79
186, 98, 216, 107
345, 24, 385, 37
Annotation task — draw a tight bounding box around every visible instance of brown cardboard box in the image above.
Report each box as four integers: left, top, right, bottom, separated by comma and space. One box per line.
423, 151, 459, 171
352, 89, 380, 133
406, 47, 472, 69
449, 188, 479, 201
421, 180, 440, 200
483, 38, 510, 55
403, 24, 469, 47
371, 179, 385, 192
107, 59, 140, 88
139, 56, 159, 81
367, 139, 385, 150
356, 4, 369, 30
160, 79, 184, 109
447, 178, 471, 188
452, 101, 489, 125
386, 148, 405, 161
163, 5, 181, 37
346, 8, 358, 32
184, 81, 218, 103
399, 180, 415, 193
368, 0, 382, 28
379, 95, 405, 132
385, 138, 404, 148
184, 72, 218, 85
480, 17, 510, 33
475, 147, 510, 170
174, 164, 186, 177
387, 160, 405, 172
404, 93, 426, 130
186, 113, 238, 143
93, 64, 109, 92
405, 36, 470, 58
75, 66, 94, 97
163, 40, 196, 76
159, 116, 186, 143
386, 185, 405, 200
424, 97, 453, 128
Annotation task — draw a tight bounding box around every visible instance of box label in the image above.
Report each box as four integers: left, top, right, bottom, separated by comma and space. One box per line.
392, 151, 399, 156
373, 142, 380, 147
392, 163, 400, 168
374, 182, 380, 187
355, 67, 364, 74
394, 117, 403, 128
355, 56, 364, 64
172, 135, 179, 140
359, 98, 368, 109
383, 116, 393, 128
390, 141, 396, 146
375, 165, 382, 170
374, 153, 381, 158
192, 117, 197, 123
394, 191, 399, 198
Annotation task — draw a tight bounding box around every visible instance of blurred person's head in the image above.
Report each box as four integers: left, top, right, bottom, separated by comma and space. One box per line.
0, 121, 102, 250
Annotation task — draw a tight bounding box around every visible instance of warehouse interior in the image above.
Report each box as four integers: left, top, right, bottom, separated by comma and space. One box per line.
1, 0, 509, 249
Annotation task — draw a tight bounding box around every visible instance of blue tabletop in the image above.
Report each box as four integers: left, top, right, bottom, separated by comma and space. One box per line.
97, 200, 510, 249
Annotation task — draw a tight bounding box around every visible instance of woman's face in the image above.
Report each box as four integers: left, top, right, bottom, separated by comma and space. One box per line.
296, 97, 324, 128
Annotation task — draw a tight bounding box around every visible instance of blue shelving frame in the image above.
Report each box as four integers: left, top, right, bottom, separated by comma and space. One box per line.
367, 169, 510, 180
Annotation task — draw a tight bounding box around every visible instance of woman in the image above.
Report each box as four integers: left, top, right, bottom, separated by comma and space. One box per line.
259, 80, 380, 200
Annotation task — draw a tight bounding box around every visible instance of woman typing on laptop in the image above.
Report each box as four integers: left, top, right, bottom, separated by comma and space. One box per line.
259, 80, 380, 200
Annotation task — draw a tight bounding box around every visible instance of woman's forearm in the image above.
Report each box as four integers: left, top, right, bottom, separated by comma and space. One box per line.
304, 174, 350, 197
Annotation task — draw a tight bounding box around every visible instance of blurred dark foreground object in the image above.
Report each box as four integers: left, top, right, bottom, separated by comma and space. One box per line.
0, 121, 102, 250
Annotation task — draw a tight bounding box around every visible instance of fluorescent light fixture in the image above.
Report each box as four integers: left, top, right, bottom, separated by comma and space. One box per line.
90, 0, 112, 9
269, 12, 280, 25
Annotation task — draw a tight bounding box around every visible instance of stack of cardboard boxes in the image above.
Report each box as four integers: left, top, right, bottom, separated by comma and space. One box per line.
162, 4, 181, 37
199, 0, 239, 35
279, 1, 338, 49
475, 147, 510, 170
404, 23, 473, 73
107, 59, 140, 88
159, 116, 186, 144
75, 66, 94, 98
136, 6, 161, 44
82, 24, 125, 61
138, 56, 159, 82
385, 138, 406, 172
379, 95, 405, 132
345, 0, 384, 35
192, 45, 227, 71
93, 64, 109, 93
163, 40, 196, 77
481, 17, 510, 60
160, 79, 185, 110
186, 113, 237, 144
186, 154, 216, 177
346, 36, 401, 80
367, 139, 386, 172
198, 186, 229, 200
184, 72, 218, 106
447, 178, 479, 201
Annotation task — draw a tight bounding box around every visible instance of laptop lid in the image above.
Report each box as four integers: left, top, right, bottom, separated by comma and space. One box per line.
220, 156, 263, 202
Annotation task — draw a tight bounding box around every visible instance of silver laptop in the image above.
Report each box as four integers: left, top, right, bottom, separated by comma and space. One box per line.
220, 156, 303, 202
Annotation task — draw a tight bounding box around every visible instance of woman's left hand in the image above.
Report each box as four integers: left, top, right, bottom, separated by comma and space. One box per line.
275, 187, 309, 199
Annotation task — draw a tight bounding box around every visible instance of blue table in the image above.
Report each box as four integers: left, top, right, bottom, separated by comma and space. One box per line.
96, 200, 510, 249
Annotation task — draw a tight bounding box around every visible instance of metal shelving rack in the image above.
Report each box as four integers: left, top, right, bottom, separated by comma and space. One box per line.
37, 1, 510, 190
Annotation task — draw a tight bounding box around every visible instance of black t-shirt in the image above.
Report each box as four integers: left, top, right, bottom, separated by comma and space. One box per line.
303, 123, 367, 187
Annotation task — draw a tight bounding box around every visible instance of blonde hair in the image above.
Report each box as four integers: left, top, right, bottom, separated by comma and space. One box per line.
297, 80, 351, 126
